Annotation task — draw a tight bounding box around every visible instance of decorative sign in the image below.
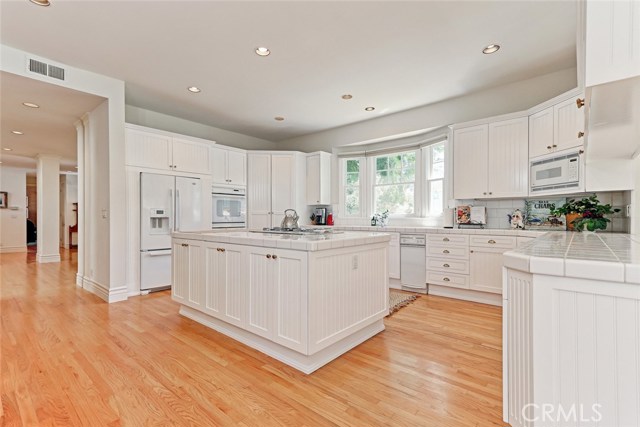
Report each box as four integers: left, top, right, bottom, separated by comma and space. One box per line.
524, 198, 566, 230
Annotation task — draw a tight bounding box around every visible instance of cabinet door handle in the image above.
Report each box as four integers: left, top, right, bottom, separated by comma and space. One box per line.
272, 255, 278, 260
443, 237, 449, 242
470, 250, 474, 253
576, 98, 585, 108
443, 263, 450, 268
443, 249, 450, 254
489, 192, 492, 195
552, 144, 557, 148
547, 145, 552, 150
181, 243, 188, 247
488, 239, 496, 244
483, 192, 487, 195
266, 254, 272, 259
220, 248, 225, 252
443, 277, 450, 282
578, 131, 584, 138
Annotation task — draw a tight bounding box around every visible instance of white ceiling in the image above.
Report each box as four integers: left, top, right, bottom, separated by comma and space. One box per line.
0, 0, 578, 145
0, 71, 105, 171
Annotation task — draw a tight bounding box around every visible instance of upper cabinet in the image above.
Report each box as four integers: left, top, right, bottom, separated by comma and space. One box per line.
125, 125, 212, 175
211, 145, 246, 186
453, 117, 528, 199
305, 152, 331, 205
528, 95, 585, 159
585, 0, 640, 87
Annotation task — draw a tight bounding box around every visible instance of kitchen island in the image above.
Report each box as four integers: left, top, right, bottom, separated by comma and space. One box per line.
171, 230, 391, 374
503, 232, 640, 427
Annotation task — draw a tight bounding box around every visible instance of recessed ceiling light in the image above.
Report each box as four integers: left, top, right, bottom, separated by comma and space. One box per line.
255, 47, 271, 57
29, 0, 50, 6
274, 116, 285, 121
482, 44, 501, 54
341, 94, 353, 100
11, 130, 23, 135
364, 107, 375, 111
22, 102, 40, 108
187, 86, 201, 93
3, 148, 13, 151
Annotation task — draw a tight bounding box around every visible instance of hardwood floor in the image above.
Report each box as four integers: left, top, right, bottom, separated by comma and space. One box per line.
1, 251, 504, 426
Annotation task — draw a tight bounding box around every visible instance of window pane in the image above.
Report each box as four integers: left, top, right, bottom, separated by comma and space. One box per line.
346, 172, 359, 185
388, 155, 402, 169
345, 186, 360, 216
403, 152, 416, 167
346, 159, 359, 173
374, 184, 414, 215
402, 166, 415, 182
429, 180, 443, 215
376, 157, 388, 171
431, 161, 444, 179
432, 144, 445, 163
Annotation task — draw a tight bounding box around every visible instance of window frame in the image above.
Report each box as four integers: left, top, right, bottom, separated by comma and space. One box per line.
422, 140, 446, 217
339, 156, 367, 218
368, 149, 421, 218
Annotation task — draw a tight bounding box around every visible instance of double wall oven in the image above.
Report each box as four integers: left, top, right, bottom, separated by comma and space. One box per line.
212, 186, 246, 228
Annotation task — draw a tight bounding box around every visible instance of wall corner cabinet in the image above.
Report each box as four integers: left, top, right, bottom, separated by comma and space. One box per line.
211, 145, 247, 186
529, 94, 585, 159
305, 152, 332, 205
453, 117, 528, 200
125, 124, 212, 175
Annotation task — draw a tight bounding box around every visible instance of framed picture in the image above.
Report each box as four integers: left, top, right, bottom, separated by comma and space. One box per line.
0, 192, 7, 209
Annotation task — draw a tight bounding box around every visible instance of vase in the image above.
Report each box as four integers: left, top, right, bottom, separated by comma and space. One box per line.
566, 213, 580, 231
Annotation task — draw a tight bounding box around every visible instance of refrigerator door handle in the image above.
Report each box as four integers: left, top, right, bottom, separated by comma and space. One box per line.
169, 188, 174, 231
176, 189, 181, 231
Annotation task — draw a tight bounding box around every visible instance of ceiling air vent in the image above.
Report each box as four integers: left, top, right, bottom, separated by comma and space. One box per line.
27, 58, 66, 81
28, 58, 48, 76
48, 64, 65, 80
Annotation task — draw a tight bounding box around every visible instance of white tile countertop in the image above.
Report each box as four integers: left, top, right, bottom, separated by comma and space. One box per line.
327, 225, 544, 237
173, 230, 391, 252
504, 232, 640, 284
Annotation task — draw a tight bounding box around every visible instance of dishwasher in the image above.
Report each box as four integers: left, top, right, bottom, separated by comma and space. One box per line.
400, 234, 427, 294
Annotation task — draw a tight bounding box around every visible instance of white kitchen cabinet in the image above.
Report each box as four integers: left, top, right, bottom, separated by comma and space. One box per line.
586, 0, 640, 87
125, 124, 212, 175
203, 242, 245, 327
469, 236, 516, 295
211, 145, 246, 186
453, 124, 488, 199
388, 233, 400, 280
247, 152, 306, 229
306, 152, 331, 205
426, 234, 470, 289
528, 95, 585, 159
453, 118, 528, 199
172, 238, 206, 310
246, 246, 308, 353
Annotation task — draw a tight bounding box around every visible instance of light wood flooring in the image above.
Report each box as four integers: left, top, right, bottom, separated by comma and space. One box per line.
1, 250, 504, 426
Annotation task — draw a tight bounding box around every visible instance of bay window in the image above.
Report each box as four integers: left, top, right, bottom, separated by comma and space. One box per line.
373, 151, 416, 215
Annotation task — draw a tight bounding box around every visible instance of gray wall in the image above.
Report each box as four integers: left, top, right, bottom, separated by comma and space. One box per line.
125, 105, 277, 150
277, 67, 578, 152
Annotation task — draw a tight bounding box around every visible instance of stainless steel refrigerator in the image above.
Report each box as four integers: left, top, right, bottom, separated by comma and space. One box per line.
140, 173, 202, 291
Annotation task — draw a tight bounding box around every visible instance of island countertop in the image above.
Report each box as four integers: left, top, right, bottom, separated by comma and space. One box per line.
503, 231, 640, 284
172, 230, 391, 251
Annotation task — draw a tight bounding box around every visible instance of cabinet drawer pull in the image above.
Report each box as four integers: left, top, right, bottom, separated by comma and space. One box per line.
272, 255, 278, 259
220, 248, 225, 252
443, 277, 450, 282
266, 254, 272, 259
547, 145, 552, 150
181, 243, 188, 247
488, 239, 496, 244
576, 98, 585, 108
443, 249, 450, 254
443, 263, 450, 268
443, 237, 449, 242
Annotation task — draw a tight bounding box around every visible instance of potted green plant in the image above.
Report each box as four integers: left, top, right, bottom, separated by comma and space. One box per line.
550, 194, 620, 232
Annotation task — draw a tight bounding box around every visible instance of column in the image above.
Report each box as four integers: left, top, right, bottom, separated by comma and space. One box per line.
75, 119, 85, 285
36, 154, 61, 263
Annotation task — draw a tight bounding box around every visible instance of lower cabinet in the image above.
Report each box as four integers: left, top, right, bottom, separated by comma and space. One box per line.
172, 239, 206, 310
469, 236, 517, 295
388, 233, 400, 279
204, 243, 245, 327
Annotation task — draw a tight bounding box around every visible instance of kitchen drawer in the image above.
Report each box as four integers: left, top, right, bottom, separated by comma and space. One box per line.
427, 257, 470, 274
469, 235, 516, 249
427, 234, 469, 246
427, 244, 469, 260
426, 270, 469, 289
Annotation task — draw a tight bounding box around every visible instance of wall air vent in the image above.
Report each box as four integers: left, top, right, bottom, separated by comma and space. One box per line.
27, 58, 66, 81
28, 58, 48, 76
48, 64, 65, 80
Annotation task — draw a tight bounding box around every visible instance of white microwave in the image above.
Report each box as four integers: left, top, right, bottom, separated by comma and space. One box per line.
530, 150, 583, 195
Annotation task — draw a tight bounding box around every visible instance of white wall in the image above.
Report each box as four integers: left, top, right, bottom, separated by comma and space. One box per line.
60, 174, 78, 248
0, 167, 27, 253
278, 67, 578, 152
125, 105, 277, 150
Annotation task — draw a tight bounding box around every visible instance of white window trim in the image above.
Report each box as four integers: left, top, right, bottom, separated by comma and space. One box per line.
369, 149, 422, 218
422, 140, 446, 218
338, 156, 367, 219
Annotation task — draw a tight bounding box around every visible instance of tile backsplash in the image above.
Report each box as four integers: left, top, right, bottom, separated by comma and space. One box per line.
458, 191, 631, 232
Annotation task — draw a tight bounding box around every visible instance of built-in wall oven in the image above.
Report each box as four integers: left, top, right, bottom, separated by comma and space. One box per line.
212, 186, 246, 228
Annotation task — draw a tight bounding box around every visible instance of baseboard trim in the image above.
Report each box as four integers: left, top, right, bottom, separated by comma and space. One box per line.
0, 246, 27, 253
429, 285, 502, 306
78, 277, 128, 303
179, 305, 385, 374
36, 253, 61, 263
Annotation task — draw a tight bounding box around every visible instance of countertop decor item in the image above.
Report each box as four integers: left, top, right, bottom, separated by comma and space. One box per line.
524, 198, 566, 230
550, 194, 619, 232
373, 210, 390, 227
0, 191, 7, 209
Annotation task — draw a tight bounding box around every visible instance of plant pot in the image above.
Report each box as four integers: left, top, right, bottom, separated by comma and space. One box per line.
566, 213, 580, 231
